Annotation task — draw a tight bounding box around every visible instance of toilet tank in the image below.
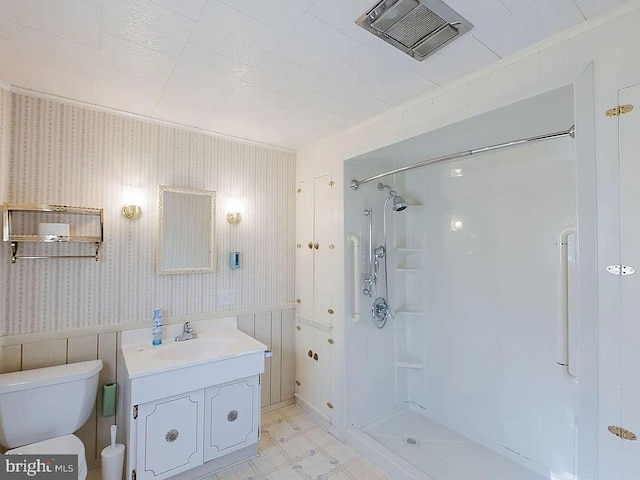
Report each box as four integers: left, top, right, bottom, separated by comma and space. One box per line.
0, 359, 103, 448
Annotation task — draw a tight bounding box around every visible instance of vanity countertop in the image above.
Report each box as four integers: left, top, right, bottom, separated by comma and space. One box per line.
122, 327, 268, 379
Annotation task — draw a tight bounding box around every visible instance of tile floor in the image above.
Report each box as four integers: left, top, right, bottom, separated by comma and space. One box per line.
88, 404, 390, 480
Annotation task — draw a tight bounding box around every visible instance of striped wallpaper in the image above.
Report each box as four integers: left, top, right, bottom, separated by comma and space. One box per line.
0, 88, 9, 202
1, 92, 296, 335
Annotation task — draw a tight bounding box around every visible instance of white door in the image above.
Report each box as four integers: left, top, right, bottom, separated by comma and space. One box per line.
314, 174, 334, 324
619, 83, 640, 479
136, 390, 204, 480
313, 331, 332, 419
296, 180, 314, 318
203, 376, 259, 462
295, 322, 315, 404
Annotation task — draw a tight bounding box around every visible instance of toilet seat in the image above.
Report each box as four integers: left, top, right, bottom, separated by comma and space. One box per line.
7, 434, 88, 480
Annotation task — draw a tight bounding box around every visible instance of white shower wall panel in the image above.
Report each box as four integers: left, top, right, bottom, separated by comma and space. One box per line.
414, 137, 577, 475
343, 166, 399, 427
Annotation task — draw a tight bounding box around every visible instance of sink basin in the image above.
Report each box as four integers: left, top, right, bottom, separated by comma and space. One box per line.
152, 337, 227, 361
121, 327, 268, 379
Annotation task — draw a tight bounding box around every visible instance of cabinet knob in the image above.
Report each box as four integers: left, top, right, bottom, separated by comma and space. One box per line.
327, 402, 334, 409
313, 353, 318, 361
296, 380, 301, 386
227, 410, 239, 422
308, 242, 313, 249
296, 243, 301, 248
296, 325, 302, 331
328, 308, 334, 315
296, 299, 301, 304
165, 429, 179, 442
314, 242, 319, 250
308, 350, 313, 358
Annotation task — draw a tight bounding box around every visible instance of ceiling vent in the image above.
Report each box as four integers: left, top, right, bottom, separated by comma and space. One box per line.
355, 0, 473, 61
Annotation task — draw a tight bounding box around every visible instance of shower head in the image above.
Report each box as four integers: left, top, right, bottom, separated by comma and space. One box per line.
378, 182, 407, 211
393, 195, 408, 211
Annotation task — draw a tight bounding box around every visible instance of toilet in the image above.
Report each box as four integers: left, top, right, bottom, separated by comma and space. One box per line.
0, 359, 103, 480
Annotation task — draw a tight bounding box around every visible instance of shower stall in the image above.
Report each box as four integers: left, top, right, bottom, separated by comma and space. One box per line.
343, 83, 597, 480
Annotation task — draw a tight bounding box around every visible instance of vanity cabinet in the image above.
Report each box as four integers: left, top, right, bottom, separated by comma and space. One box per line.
128, 375, 260, 480
135, 390, 204, 480
120, 323, 268, 480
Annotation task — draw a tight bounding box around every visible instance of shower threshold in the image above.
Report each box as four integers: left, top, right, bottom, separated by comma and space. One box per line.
347, 405, 548, 480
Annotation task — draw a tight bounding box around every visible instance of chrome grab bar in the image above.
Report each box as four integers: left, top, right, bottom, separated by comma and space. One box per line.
347, 233, 361, 323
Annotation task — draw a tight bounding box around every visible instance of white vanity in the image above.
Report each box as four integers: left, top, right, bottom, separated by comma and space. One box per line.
120, 318, 268, 480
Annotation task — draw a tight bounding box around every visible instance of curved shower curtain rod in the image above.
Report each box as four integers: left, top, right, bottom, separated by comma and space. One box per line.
350, 125, 576, 190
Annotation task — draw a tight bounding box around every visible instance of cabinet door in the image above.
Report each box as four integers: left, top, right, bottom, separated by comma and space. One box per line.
313, 333, 332, 419
620, 83, 640, 479
313, 174, 333, 324
203, 376, 260, 463
295, 322, 314, 404
296, 180, 314, 318
136, 390, 204, 480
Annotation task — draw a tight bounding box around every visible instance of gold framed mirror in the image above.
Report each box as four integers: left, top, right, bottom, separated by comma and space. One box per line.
157, 185, 216, 275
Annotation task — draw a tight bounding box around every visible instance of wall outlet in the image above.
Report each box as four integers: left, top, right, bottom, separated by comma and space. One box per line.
218, 289, 235, 306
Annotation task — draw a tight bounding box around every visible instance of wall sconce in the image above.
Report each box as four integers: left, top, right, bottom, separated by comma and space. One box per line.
122, 186, 144, 220
226, 197, 245, 224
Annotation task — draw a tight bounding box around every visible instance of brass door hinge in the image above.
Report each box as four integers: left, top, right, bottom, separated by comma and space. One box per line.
608, 425, 637, 441
133, 405, 138, 419
606, 104, 634, 117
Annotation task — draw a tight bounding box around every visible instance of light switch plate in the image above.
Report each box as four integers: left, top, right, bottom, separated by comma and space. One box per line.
218, 288, 235, 306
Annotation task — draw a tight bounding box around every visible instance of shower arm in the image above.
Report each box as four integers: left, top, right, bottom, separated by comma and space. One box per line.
350, 125, 575, 190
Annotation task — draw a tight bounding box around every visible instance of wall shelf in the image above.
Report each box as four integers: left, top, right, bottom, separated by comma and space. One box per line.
396, 266, 423, 272
3, 203, 104, 263
396, 307, 424, 316
395, 354, 424, 369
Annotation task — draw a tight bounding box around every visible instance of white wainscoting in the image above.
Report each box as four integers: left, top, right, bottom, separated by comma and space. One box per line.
0, 305, 295, 469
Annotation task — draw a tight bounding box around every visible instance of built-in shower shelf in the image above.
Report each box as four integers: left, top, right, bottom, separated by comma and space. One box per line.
395, 355, 424, 369
395, 308, 423, 316
396, 248, 422, 253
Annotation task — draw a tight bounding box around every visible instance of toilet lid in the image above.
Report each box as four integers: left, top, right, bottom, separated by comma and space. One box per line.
7, 434, 87, 477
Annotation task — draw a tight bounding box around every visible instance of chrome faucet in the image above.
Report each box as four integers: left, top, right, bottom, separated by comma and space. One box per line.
175, 322, 198, 342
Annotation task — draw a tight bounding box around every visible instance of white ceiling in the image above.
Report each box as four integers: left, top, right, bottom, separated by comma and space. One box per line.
0, 0, 626, 149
